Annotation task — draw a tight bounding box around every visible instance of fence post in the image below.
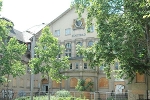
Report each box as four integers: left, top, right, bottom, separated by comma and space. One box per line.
115, 92, 116, 100
94, 92, 95, 100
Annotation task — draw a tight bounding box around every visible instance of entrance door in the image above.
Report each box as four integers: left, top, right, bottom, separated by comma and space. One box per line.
42, 84, 49, 93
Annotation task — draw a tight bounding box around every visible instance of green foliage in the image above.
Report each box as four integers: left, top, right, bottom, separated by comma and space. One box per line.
0, 0, 2, 11
75, 79, 93, 92
0, 13, 26, 84
55, 90, 71, 97
29, 26, 70, 82
15, 96, 86, 100
73, 0, 150, 82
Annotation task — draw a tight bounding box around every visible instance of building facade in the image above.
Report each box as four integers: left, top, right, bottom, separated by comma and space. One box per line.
35, 8, 128, 93
0, 8, 149, 100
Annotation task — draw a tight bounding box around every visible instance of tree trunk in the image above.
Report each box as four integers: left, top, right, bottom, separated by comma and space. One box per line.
146, 24, 150, 100
48, 75, 50, 100
6, 74, 9, 100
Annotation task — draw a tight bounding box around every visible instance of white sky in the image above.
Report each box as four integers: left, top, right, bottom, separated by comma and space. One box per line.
1, 0, 72, 32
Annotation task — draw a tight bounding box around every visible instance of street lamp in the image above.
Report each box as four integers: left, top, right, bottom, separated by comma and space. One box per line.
26, 23, 47, 100
30, 34, 35, 100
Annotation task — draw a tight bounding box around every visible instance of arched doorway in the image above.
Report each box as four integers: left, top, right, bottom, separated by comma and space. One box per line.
41, 79, 49, 93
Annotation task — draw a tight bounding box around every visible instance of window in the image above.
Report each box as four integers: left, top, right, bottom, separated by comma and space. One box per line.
100, 65, 104, 70
84, 63, 87, 69
65, 43, 71, 57
27, 43, 31, 51
88, 41, 93, 47
88, 25, 94, 33
136, 73, 145, 83
54, 30, 60, 37
75, 63, 79, 69
70, 63, 72, 69
99, 77, 109, 88
70, 78, 78, 88
65, 28, 71, 36
114, 62, 119, 70
77, 42, 82, 46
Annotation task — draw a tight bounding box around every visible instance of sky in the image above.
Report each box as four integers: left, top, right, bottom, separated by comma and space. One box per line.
1, 0, 72, 32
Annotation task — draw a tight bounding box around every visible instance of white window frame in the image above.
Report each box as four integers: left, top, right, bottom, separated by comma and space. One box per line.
54, 30, 60, 37
65, 43, 71, 57
75, 63, 79, 69
88, 25, 94, 33
88, 41, 93, 47
65, 28, 71, 36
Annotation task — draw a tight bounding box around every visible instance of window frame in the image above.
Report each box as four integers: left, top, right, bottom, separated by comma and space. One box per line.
88, 25, 94, 33
54, 30, 60, 37
88, 41, 93, 47
76, 42, 82, 57
65, 28, 71, 36
136, 73, 145, 83
65, 43, 72, 57
75, 63, 79, 69
84, 63, 87, 69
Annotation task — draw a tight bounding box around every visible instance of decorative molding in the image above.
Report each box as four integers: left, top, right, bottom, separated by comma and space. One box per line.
72, 18, 85, 30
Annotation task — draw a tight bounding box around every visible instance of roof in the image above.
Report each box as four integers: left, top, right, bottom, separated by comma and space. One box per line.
3, 17, 48, 43
48, 8, 72, 26
9, 28, 24, 42
22, 23, 48, 42
25, 23, 47, 35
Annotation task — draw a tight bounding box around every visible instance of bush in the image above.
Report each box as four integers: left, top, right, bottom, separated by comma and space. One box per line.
55, 90, 71, 97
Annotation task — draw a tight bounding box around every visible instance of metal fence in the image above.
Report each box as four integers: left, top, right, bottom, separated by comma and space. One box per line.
94, 91, 128, 100
0, 90, 149, 100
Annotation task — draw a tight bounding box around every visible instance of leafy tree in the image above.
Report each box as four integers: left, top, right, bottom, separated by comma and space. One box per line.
29, 26, 70, 100
0, 0, 26, 88
0, 11, 26, 100
75, 79, 93, 92
72, 0, 150, 82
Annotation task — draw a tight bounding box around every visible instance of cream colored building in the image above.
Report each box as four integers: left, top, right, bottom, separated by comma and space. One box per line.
1, 8, 149, 100
35, 8, 128, 93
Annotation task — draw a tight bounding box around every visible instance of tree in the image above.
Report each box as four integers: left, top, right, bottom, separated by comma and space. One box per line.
29, 26, 70, 100
0, 0, 26, 87
75, 79, 93, 92
0, 12, 26, 100
72, 0, 150, 82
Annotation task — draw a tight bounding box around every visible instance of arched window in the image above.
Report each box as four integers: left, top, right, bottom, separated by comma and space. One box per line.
88, 41, 93, 47
70, 78, 78, 88
85, 78, 92, 84
41, 79, 48, 84
76, 42, 82, 57
65, 43, 71, 57
52, 80, 60, 88
77, 42, 82, 46
99, 77, 109, 88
